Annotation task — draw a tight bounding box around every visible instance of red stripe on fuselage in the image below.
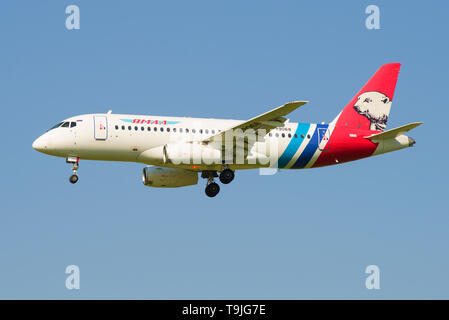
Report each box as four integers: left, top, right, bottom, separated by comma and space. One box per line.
312, 125, 379, 168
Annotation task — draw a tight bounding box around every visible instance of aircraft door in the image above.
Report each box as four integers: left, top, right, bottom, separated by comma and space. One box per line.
94, 116, 108, 140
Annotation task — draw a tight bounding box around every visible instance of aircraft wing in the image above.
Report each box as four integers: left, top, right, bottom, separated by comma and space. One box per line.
205, 101, 308, 141
201, 101, 308, 159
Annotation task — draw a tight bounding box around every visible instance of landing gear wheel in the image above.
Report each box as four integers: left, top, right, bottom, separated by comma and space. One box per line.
69, 174, 79, 184
219, 169, 234, 184
205, 182, 220, 197
67, 157, 80, 184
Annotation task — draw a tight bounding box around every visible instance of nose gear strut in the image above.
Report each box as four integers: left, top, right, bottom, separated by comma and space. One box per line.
66, 156, 79, 184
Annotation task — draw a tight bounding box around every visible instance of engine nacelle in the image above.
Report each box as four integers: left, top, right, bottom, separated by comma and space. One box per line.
142, 166, 198, 188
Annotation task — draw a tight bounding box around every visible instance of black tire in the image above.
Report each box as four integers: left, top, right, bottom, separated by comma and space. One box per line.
69, 174, 79, 184
219, 169, 234, 184
205, 182, 220, 197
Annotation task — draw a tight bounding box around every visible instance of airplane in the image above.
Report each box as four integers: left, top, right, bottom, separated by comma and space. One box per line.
32, 63, 422, 197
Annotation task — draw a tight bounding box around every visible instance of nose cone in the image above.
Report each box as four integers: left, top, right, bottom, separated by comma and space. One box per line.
32, 135, 47, 152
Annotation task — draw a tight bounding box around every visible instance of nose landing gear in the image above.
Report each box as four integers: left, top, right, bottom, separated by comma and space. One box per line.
69, 173, 79, 184
66, 156, 79, 184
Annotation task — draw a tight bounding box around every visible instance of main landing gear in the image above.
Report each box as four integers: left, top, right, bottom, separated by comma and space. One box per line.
66, 156, 79, 184
202, 171, 219, 197
219, 168, 234, 184
201, 168, 235, 197
205, 181, 220, 198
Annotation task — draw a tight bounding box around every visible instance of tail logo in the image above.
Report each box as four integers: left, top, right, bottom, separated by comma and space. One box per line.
353, 91, 392, 131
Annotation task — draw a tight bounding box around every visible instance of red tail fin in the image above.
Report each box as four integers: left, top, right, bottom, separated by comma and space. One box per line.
334, 63, 401, 132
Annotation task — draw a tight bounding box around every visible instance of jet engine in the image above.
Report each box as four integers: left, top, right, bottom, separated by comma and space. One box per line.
142, 166, 198, 188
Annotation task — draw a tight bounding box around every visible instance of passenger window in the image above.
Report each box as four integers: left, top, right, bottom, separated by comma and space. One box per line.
282, 133, 285, 138
269, 133, 272, 137
128, 126, 132, 130
167, 127, 171, 132
288, 133, 291, 138
307, 134, 310, 139
122, 125, 125, 130
179, 128, 183, 133
275, 133, 279, 137
160, 127, 164, 132
192, 129, 196, 134
115, 125, 119, 130
147, 127, 151, 131
295, 134, 298, 138
134, 126, 138, 131
300, 134, 304, 138
185, 128, 189, 133
205, 129, 209, 134
173, 128, 177, 132
199, 129, 203, 134
141, 126, 144, 131
154, 127, 157, 131
211, 130, 215, 134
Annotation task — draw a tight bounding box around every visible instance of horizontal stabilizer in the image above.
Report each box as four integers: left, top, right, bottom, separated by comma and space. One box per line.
364, 122, 423, 141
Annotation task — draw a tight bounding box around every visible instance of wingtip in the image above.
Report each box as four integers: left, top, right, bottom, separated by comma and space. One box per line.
289, 100, 309, 104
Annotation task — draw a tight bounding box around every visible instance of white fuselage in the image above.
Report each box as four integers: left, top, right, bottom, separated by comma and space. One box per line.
32, 113, 297, 171
32, 112, 414, 173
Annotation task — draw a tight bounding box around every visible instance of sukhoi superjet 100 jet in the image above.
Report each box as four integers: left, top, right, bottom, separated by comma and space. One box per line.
33, 63, 422, 197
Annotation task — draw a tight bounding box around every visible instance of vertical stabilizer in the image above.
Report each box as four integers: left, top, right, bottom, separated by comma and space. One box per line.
334, 63, 401, 132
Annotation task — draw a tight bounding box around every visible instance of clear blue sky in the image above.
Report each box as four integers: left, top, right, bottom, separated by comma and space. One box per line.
0, 0, 448, 299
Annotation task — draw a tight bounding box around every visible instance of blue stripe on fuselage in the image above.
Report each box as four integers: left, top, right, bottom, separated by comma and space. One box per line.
290, 123, 328, 169
277, 123, 311, 168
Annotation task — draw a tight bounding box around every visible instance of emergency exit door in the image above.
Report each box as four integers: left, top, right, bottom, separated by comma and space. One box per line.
94, 116, 108, 140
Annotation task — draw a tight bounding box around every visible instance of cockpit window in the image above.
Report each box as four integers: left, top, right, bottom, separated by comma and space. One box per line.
46, 121, 76, 132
